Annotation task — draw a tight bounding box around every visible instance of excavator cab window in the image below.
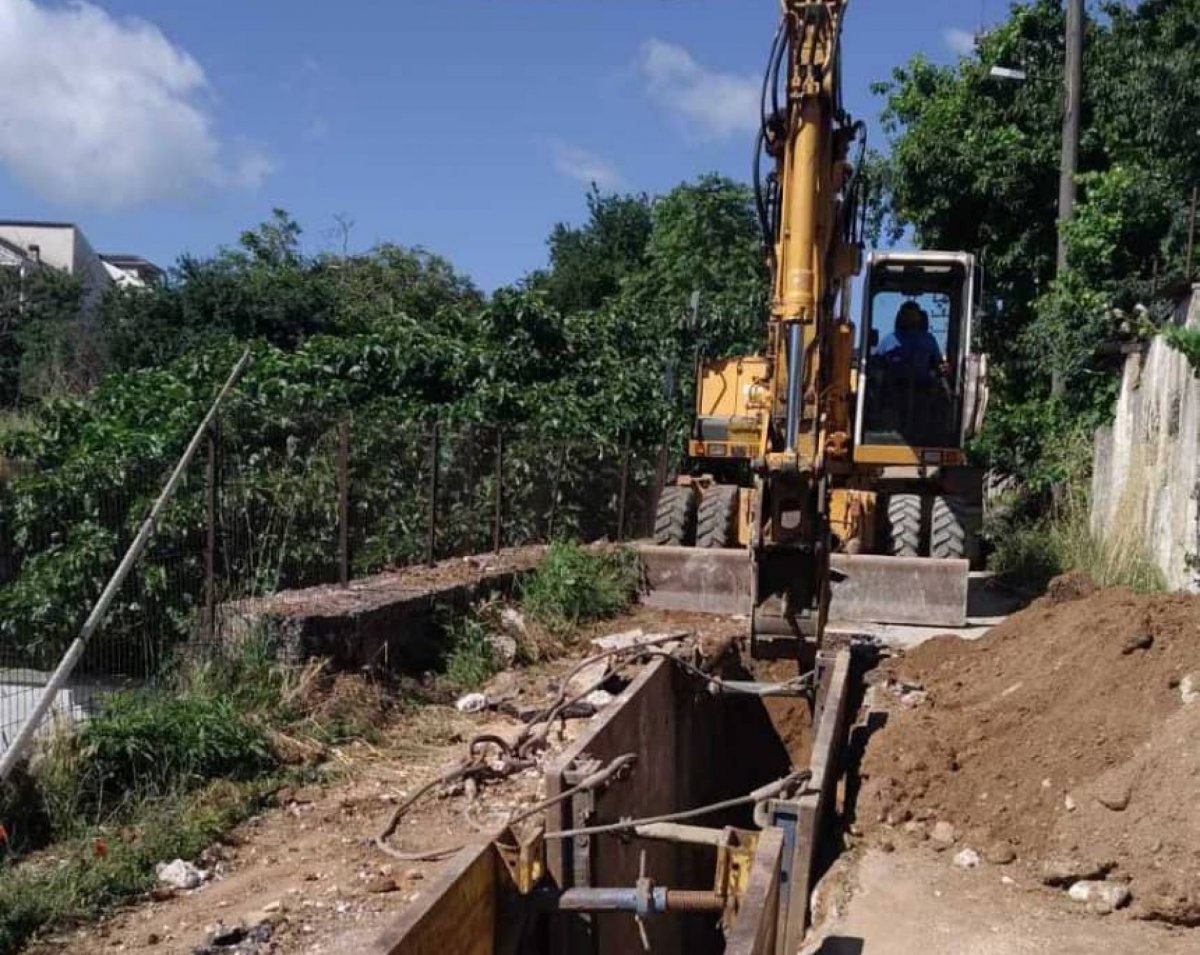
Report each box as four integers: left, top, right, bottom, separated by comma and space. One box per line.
859, 258, 971, 450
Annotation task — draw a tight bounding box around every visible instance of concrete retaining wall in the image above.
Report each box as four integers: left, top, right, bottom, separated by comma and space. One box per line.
1092, 288, 1200, 592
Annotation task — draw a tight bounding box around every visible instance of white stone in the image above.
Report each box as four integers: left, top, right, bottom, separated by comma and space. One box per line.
566, 660, 611, 698
953, 849, 981, 869
155, 860, 208, 891
499, 607, 528, 634
584, 689, 615, 709
930, 821, 957, 845
588, 629, 646, 652
485, 631, 518, 668
1181, 673, 1200, 705
1068, 880, 1131, 914
454, 692, 488, 714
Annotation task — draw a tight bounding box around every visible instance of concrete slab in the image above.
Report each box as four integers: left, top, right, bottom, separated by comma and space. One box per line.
219, 546, 545, 669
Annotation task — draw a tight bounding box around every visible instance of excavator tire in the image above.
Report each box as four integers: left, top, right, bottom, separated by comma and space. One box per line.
654, 485, 698, 546
885, 493, 922, 558
930, 494, 969, 560
696, 485, 739, 549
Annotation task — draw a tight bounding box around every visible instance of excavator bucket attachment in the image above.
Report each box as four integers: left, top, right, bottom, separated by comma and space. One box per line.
637, 546, 969, 629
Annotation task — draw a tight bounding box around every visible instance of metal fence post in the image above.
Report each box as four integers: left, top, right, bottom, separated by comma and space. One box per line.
427, 419, 440, 567
493, 428, 504, 554
338, 419, 351, 587
204, 417, 218, 643
616, 434, 630, 542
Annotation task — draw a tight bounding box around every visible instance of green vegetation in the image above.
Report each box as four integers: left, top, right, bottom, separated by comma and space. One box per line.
521, 543, 640, 634
872, 0, 1200, 490
0, 639, 311, 952
1163, 324, 1200, 374
987, 491, 1164, 594
443, 613, 500, 690
0, 177, 765, 671
0, 780, 270, 955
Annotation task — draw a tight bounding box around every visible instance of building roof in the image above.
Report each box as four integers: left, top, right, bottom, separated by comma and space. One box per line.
0, 219, 78, 231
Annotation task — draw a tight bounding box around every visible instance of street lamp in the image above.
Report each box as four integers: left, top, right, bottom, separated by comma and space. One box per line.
988, 65, 1027, 81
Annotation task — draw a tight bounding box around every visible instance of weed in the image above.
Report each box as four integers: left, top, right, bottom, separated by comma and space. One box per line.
444, 613, 498, 689
521, 543, 640, 633
988, 485, 1164, 594
75, 692, 273, 815
0, 779, 272, 955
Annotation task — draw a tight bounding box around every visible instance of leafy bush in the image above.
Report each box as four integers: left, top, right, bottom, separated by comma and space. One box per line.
521, 543, 640, 633
988, 521, 1064, 592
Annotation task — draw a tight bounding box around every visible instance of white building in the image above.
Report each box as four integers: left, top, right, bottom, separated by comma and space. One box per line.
0, 221, 161, 314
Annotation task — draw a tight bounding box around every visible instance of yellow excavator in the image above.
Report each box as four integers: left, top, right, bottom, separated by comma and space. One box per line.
382, 6, 992, 954
648, 0, 988, 652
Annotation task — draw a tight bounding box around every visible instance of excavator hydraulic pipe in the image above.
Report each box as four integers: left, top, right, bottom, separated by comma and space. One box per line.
785, 323, 805, 451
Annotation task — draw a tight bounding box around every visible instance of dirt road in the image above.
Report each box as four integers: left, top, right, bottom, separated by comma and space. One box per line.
804, 848, 1197, 955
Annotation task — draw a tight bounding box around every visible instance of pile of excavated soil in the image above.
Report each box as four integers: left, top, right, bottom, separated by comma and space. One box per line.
858, 580, 1200, 924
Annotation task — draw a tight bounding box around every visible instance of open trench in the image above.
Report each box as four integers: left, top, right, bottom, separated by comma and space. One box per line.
374, 648, 858, 955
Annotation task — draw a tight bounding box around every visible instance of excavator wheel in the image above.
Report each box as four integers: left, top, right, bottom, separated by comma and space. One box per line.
653, 485, 698, 546
884, 493, 922, 557
696, 485, 739, 549
931, 494, 971, 560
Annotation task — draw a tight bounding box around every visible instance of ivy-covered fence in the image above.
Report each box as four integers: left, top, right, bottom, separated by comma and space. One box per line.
0, 399, 664, 755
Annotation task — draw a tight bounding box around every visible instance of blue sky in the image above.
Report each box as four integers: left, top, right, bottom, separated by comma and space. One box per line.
0, 0, 998, 290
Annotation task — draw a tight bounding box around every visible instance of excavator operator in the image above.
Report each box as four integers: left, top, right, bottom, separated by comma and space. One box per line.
874, 301, 952, 444
877, 300, 944, 381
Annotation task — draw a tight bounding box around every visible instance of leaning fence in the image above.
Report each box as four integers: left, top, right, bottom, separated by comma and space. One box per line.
0, 377, 668, 765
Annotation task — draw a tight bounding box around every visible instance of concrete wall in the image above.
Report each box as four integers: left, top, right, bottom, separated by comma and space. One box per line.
1092, 288, 1200, 592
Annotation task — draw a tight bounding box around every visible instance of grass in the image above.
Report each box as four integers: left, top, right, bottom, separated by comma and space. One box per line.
988, 483, 1165, 594
444, 613, 499, 690
0, 779, 273, 955
520, 542, 640, 634
0, 636, 339, 953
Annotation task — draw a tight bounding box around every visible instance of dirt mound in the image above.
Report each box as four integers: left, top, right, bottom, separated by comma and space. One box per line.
1046, 570, 1098, 604
858, 587, 1200, 919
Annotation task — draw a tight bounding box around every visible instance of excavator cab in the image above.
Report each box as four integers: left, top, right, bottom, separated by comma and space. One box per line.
855, 251, 988, 467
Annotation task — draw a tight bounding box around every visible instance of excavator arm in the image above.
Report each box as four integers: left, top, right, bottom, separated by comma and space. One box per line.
751, 1, 866, 649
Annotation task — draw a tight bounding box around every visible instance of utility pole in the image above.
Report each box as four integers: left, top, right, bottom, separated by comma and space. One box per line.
1053, 0, 1084, 397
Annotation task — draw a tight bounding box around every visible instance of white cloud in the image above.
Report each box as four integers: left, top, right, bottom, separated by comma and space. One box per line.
550, 141, 624, 191
639, 39, 758, 141
0, 0, 271, 209
943, 28, 978, 57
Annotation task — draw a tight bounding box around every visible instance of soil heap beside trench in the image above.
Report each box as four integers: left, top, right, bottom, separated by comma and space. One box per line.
857, 577, 1200, 925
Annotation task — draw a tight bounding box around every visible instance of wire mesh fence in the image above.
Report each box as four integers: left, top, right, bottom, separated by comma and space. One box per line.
0, 392, 667, 757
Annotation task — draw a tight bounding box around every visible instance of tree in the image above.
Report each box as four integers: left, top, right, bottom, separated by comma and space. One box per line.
0, 267, 86, 406
537, 188, 653, 314
872, 0, 1200, 483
